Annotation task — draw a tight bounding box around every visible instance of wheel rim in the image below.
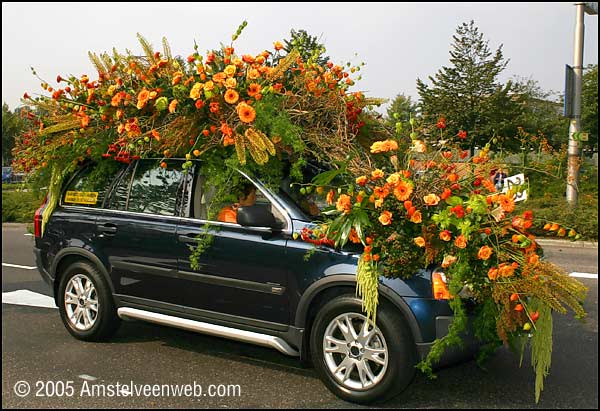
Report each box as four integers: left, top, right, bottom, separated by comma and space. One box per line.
64, 274, 99, 331
323, 312, 388, 391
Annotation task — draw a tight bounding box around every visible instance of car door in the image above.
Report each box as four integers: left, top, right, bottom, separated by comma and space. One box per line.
96, 159, 186, 307
175, 164, 291, 327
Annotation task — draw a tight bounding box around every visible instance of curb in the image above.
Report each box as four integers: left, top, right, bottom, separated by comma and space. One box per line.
536, 238, 598, 248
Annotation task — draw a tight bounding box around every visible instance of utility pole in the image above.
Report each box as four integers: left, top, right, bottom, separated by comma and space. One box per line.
566, 2, 597, 205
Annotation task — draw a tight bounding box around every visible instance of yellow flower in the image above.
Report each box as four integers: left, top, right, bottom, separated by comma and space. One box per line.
189, 82, 204, 100
224, 65, 236, 77
386, 173, 401, 186
204, 81, 215, 92
225, 77, 237, 89
414, 237, 426, 247
248, 69, 261, 80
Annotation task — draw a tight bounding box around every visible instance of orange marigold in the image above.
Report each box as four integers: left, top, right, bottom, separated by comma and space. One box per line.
370, 139, 399, 154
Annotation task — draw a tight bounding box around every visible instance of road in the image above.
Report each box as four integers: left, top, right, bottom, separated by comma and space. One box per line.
2, 223, 598, 408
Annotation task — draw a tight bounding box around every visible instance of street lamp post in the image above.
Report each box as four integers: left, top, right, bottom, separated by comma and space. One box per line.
566, 2, 597, 205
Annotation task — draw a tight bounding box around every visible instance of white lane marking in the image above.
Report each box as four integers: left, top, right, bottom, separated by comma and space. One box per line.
2, 263, 36, 270
2, 290, 57, 309
24, 233, 33, 236
78, 375, 98, 381
569, 272, 598, 279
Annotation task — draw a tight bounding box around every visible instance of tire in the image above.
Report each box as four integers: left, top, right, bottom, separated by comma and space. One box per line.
57, 260, 120, 341
310, 294, 416, 404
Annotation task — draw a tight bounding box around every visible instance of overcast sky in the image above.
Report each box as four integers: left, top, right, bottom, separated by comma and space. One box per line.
2, 2, 598, 113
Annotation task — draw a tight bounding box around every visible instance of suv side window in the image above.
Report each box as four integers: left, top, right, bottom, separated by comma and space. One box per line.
189, 166, 286, 226
62, 161, 124, 208
112, 160, 185, 216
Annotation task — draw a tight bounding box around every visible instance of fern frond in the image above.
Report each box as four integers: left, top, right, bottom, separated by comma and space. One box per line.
267, 48, 300, 82
88, 52, 106, 75
162, 37, 173, 60
136, 33, 155, 61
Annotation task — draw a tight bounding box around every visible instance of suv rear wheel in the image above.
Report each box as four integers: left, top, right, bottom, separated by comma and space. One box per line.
310, 294, 416, 404
57, 261, 120, 341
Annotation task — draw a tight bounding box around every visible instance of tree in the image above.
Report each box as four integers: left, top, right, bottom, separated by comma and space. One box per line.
507, 77, 569, 151
385, 93, 418, 127
581, 64, 598, 151
2, 103, 25, 166
416, 20, 518, 154
283, 29, 330, 66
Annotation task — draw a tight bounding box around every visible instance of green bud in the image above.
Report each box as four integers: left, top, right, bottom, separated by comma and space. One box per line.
409, 117, 415, 126
144, 136, 150, 143
393, 113, 400, 119
337, 188, 342, 194
154, 96, 168, 111
395, 122, 403, 134
137, 139, 144, 145
410, 132, 418, 140
306, 186, 313, 194
300, 187, 306, 195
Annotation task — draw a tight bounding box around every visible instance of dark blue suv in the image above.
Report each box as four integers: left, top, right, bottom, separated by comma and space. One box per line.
33, 158, 474, 404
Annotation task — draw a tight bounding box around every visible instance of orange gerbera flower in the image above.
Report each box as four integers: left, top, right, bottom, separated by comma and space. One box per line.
498, 194, 515, 213
393, 180, 413, 201
237, 103, 256, 123
136, 89, 150, 109
247, 83, 262, 98
224, 89, 239, 104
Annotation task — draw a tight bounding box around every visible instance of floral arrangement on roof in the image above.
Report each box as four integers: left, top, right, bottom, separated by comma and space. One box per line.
12, 22, 587, 403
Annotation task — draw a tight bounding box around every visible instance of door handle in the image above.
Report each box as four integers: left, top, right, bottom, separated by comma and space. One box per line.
98, 223, 118, 235
178, 234, 200, 244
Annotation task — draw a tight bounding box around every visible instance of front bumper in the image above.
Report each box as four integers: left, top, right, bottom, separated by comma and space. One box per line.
415, 315, 481, 369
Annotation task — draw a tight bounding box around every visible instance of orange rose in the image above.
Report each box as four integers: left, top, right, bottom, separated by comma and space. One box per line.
224, 77, 237, 89
414, 236, 426, 247
136, 89, 150, 109
386, 173, 401, 186
477, 246, 493, 260
439, 230, 452, 242
378, 211, 392, 226
336, 194, 352, 214
168, 99, 178, 113
409, 210, 422, 224
454, 235, 467, 249
356, 176, 368, 186
423, 193, 441, 206
326, 189, 335, 205
441, 255, 457, 268
487, 267, 498, 281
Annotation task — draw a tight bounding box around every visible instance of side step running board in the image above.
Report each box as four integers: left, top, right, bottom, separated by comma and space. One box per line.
117, 307, 299, 357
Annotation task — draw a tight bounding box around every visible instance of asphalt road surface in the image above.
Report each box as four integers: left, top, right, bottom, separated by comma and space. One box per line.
2, 223, 598, 408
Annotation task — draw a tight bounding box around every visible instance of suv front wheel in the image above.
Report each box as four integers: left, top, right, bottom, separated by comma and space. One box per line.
57, 261, 120, 341
310, 294, 416, 404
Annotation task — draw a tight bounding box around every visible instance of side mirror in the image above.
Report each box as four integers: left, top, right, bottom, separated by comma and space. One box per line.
237, 205, 282, 229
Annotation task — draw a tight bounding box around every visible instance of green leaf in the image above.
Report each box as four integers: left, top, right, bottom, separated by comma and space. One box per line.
446, 196, 463, 206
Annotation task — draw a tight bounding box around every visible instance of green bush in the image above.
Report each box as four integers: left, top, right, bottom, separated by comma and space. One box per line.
518, 165, 598, 240
2, 189, 45, 223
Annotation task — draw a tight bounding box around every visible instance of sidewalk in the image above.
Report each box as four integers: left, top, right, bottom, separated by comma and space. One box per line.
536, 237, 598, 248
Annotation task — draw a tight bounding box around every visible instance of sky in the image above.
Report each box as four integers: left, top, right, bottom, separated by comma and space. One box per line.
2, 2, 598, 114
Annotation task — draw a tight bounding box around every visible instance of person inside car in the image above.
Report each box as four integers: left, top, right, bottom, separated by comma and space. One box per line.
217, 183, 257, 223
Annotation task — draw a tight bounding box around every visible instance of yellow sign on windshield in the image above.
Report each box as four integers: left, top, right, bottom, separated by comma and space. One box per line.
64, 191, 99, 205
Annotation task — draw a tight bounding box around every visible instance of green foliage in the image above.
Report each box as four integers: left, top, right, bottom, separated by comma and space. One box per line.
581, 64, 598, 150
385, 93, 418, 127
189, 223, 215, 271
416, 20, 518, 154
1, 187, 44, 223
528, 298, 553, 403
283, 29, 329, 66
2, 103, 25, 165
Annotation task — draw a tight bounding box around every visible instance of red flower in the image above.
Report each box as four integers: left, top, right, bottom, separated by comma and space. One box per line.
457, 130, 467, 139
436, 117, 447, 129
187, 54, 196, 63
56, 75, 63, 83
